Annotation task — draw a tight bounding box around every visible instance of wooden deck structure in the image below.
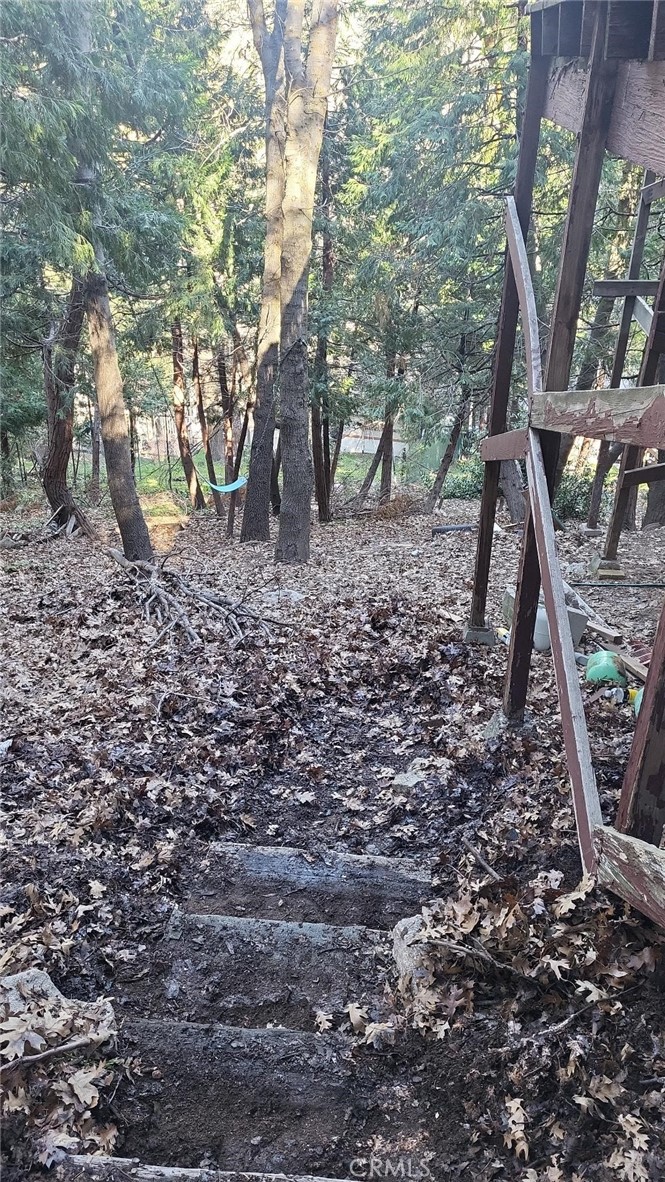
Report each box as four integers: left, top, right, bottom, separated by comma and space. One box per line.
467, 1, 665, 926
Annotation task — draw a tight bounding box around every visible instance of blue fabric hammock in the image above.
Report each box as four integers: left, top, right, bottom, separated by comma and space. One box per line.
200, 475, 248, 494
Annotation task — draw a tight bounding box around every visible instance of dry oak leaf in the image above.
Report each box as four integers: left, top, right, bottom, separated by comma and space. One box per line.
345, 1002, 368, 1033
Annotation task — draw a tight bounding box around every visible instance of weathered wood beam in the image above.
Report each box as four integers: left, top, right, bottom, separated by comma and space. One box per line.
621, 460, 665, 486
530, 385, 665, 448
641, 177, 665, 205
505, 10, 618, 720
467, 58, 549, 635
480, 429, 529, 462
544, 58, 665, 175
614, 599, 665, 845
633, 295, 654, 335
595, 826, 665, 928
605, 1, 653, 60
527, 429, 601, 871
592, 279, 659, 299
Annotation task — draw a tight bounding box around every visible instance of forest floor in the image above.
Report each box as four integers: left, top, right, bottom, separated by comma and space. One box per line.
1, 494, 665, 1181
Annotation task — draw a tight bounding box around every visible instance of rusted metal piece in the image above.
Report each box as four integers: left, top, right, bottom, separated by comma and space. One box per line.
615, 600, 665, 845
595, 826, 665, 928
530, 385, 665, 448
480, 429, 529, 462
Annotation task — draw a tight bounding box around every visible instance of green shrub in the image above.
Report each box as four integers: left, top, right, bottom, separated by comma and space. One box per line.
440, 456, 485, 500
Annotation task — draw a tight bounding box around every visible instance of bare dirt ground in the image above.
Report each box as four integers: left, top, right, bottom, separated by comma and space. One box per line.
1, 497, 664, 1180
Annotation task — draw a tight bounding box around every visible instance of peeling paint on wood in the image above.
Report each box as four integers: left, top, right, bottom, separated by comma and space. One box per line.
530, 385, 665, 448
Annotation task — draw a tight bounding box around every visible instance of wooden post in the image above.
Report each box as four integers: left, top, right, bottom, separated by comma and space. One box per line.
614, 600, 665, 845
504, 8, 618, 719
604, 255, 665, 559
466, 55, 548, 641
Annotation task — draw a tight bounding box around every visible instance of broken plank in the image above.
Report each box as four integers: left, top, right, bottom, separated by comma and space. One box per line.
595, 826, 665, 928
480, 428, 529, 462
530, 385, 665, 449
605, 642, 649, 682
587, 621, 623, 646
622, 460, 665, 487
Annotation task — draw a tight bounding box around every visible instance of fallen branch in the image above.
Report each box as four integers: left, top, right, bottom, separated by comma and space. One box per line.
106, 549, 274, 648
461, 836, 502, 882
0, 1035, 95, 1080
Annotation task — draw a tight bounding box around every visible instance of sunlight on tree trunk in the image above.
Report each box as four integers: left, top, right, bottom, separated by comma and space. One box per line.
41, 277, 90, 532
193, 340, 223, 519
85, 273, 153, 562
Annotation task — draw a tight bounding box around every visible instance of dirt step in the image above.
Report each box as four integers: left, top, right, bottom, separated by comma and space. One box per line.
116, 912, 389, 1029
116, 1018, 426, 1175
59, 1159, 353, 1182
185, 843, 430, 928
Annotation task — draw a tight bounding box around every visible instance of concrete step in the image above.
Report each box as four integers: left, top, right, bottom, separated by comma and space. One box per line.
185, 843, 430, 928
115, 1018, 408, 1175
115, 912, 388, 1029
59, 1159, 353, 1182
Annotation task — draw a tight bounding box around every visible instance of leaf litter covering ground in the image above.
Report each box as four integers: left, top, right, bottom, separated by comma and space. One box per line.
1, 498, 664, 1180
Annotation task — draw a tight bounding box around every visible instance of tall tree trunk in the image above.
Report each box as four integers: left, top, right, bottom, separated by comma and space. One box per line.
171, 320, 205, 509
193, 341, 223, 518
129, 405, 137, 478
242, 4, 288, 543
587, 440, 622, 528
41, 277, 92, 533
380, 411, 394, 503
425, 394, 469, 512
311, 399, 329, 522
312, 109, 334, 523
554, 296, 616, 486
216, 346, 235, 486
227, 396, 253, 540
499, 460, 525, 524
352, 420, 390, 509
88, 397, 101, 504
85, 273, 152, 561
1, 428, 12, 496
271, 439, 282, 515
643, 450, 665, 527
330, 419, 343, 487
274, 0, 339, 564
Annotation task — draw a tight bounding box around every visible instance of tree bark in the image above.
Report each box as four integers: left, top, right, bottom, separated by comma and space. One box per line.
274, 0, 339, 563
242, 2, 288, 543
425, 394, 469, 512
216, 346, 235, 486
171, 320, 205, 509
41, 277, 92, 532
379, 412, 394, 503
271, 439, 282, 515
1, 428, 12, 496
312, 113, 334, 523
643, 450, 665, 527
554, 295, 616, 487
587, 441, 622, 528
85, 272, 152, 561
89, 398, 101, 503
352, 419, 390, 509
499, 459, 525, 524
330, 419, 343, 487
194, 340, 224, 518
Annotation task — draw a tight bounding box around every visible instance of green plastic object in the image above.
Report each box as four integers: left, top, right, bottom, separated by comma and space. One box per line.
634, 688, 644, 717
585, 650, 627, 688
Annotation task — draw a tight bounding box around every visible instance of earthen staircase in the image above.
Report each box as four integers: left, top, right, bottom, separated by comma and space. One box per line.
60, 842, 432, 1182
